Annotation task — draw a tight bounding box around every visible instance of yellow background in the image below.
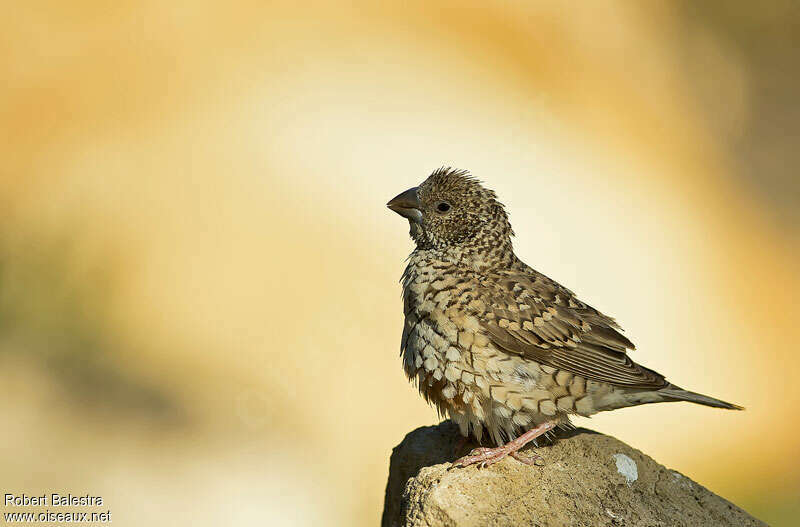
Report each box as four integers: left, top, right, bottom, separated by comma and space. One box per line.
1, 1, 797, 525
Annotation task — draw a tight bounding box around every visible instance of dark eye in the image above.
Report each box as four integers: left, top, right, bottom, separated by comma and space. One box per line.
436, 202, 451, 213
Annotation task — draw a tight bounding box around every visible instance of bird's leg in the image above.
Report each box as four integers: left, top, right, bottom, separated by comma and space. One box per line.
451, 421, 557, 469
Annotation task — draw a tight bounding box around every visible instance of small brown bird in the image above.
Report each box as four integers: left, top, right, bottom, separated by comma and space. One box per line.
387, 168, 742, 468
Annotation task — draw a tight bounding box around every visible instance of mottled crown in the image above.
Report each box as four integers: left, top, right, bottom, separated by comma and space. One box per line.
412, 167, 514, 263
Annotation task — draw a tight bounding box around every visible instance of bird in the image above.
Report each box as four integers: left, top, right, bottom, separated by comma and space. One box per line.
387, 167, 742, 468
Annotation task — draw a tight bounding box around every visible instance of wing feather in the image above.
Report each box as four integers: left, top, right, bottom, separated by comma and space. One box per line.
474, 270, 667, 390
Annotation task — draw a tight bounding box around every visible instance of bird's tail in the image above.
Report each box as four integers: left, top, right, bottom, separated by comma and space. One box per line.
659, 385, 744, 410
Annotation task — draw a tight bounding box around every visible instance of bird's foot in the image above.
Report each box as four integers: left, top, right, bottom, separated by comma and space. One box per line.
450, 420, 556, 469
452, 445, 514, 468
510, 450, 543, 466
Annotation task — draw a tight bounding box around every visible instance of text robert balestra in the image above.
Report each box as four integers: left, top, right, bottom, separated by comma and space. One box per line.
4, 494, 104, 507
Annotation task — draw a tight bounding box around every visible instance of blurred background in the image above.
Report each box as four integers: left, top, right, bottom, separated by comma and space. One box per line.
1, 1, 798, 525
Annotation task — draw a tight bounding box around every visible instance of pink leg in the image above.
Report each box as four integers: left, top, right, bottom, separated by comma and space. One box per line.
451, 421, 557, 469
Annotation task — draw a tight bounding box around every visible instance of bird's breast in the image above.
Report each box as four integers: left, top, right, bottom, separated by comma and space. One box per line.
401, 267, 532, 413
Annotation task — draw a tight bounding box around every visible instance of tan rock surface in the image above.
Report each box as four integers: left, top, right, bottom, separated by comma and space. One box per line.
382, 421, 765, 527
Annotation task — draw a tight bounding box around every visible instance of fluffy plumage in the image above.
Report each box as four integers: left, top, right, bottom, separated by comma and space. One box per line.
388, 168, 741, 451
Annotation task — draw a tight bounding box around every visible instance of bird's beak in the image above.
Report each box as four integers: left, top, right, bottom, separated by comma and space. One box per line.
387, 187, 423, 224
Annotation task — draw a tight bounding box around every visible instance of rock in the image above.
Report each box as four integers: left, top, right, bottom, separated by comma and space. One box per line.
382, 421, 765, 527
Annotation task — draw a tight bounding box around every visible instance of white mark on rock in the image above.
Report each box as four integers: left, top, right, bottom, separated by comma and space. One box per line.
612, 453, 638, 486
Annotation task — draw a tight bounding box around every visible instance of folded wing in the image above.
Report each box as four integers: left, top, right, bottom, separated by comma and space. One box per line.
473, 270, 667, 390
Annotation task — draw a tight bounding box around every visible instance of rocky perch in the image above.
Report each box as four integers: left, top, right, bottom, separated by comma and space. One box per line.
382, 421, 765, 527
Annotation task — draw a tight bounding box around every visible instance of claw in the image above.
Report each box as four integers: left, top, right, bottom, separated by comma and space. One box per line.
510, 451, 542, 466
449, 420, 557, 469
452, 447, 508, 468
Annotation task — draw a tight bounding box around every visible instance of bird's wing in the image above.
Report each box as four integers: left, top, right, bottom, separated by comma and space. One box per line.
472, 270, 667, 390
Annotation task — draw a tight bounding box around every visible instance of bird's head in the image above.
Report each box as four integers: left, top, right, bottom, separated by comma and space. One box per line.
387, 168, 514, 261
